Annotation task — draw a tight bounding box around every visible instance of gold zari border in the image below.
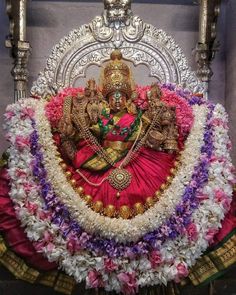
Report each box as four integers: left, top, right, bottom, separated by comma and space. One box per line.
0, 235, 75, 295
188, 233, 236, 285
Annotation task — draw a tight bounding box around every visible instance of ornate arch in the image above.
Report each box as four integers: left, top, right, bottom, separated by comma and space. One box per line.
31, 4, 204, 99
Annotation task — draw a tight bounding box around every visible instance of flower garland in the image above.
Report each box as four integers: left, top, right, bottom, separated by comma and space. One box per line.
4, 85, 235, 294
25, 104, 211, 256
32, 102, 205, 243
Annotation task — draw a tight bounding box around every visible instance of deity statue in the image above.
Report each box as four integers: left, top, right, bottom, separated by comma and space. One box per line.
55, 50, 178, 218
0, 49, 235, 295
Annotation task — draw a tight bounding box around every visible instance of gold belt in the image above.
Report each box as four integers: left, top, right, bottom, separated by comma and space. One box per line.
103, 140, 133, 151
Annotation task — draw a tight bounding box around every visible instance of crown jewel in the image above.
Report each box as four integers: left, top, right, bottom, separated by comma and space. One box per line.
101, 50, 133, 98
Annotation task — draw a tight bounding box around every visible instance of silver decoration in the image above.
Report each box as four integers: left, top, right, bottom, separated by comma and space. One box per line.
194, 0, 221, 98
31, 5, 204, 99
5, 0, 30, 101
103, 0, 132, 28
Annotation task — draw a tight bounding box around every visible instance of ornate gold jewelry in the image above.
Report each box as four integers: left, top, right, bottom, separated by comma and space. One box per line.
134, 202, 145, 215
92, 201, 103, 213
119, 205, 131, 219
101, 50, 133, 98
104, 205, 116, 218
76, 186, 84, 195
84, 195, 92, 204
108, 168, 132, 191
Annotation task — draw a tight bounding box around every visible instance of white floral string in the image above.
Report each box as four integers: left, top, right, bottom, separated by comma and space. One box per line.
4, 97, 235, 294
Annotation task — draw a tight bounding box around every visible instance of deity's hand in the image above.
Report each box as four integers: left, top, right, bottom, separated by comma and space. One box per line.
145, 129, 165, 150
58, 116, 75, 138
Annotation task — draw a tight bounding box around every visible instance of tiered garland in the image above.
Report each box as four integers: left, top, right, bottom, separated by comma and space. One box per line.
4, 84, 235, 294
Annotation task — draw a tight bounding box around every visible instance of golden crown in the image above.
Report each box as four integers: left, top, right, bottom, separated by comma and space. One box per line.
101, 50, 133, 98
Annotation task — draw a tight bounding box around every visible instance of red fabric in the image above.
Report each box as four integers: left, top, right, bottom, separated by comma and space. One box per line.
73, 146, 175, 208
0, 168, 57, 271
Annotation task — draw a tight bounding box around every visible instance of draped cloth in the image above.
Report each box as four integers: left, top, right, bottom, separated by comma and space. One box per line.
73, 146, 176, 208
0, 168, 56, 271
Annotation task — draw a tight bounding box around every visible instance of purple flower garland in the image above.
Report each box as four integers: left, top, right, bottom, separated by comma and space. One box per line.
27, 95, 215, 260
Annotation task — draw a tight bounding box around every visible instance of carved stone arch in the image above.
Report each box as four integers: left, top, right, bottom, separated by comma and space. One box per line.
31, 14, 205, 99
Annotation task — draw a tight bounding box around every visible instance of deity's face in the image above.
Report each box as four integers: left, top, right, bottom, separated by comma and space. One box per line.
108, 91, 127, 112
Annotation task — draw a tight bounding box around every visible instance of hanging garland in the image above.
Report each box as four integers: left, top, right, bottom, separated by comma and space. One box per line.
4, 84, 235, 294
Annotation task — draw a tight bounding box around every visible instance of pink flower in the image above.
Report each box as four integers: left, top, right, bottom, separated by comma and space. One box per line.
196, 193, 209, 201
186, 223, 198, 241
4, 111, 15, 120
87, 270, 104, 288
78, 232, 90, 248
134, 85, 150, 110
104, 258, 118, 272
38, 210, 51, 220
45, 87, 84, 127
67, 236, 81, 254
215, 189, 231, 211
211, 118, 224, 127
43, 231, 53, 242
150, 250, 162, 269
23, 182, 34, 193
34, 241, 44, 252
15, 135, 30, 150
15, 168, 27, 178
117, 272, 138, 295
205, 228, 218, 245
46, 242, 55, 252
26, 202, 38, 214
34, 231, 55, 253
20, 107, 35, 119
175, 263, 189, 283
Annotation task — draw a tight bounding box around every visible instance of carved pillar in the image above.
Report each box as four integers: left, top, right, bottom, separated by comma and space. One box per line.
194, 0, 221, 98
5, 0, 30, 101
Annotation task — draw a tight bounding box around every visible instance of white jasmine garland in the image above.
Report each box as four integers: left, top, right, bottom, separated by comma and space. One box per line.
33, 99, 207, 242
5, 98, 235, 293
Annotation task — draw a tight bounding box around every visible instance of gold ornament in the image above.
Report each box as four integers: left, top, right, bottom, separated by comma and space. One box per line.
84, 194, 92, 204
65, 171, 72, 178
101, 50, 133, 98
104, 205, 116, 218
160, 183, 167, 191
146, 197, 154, 208
76, 186, 84, 195
166, 176, 172, 183
134, 203, 145, 215
170, 168, 176, 174
155, 191, 161, 200
70, 179, 77, 187
60, 162, 67, 170
93, 201, 103, 213
57, 156, 63, 163
119, 205, 131, 219
108, 168, 132, 191
174, 161, 179, 167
